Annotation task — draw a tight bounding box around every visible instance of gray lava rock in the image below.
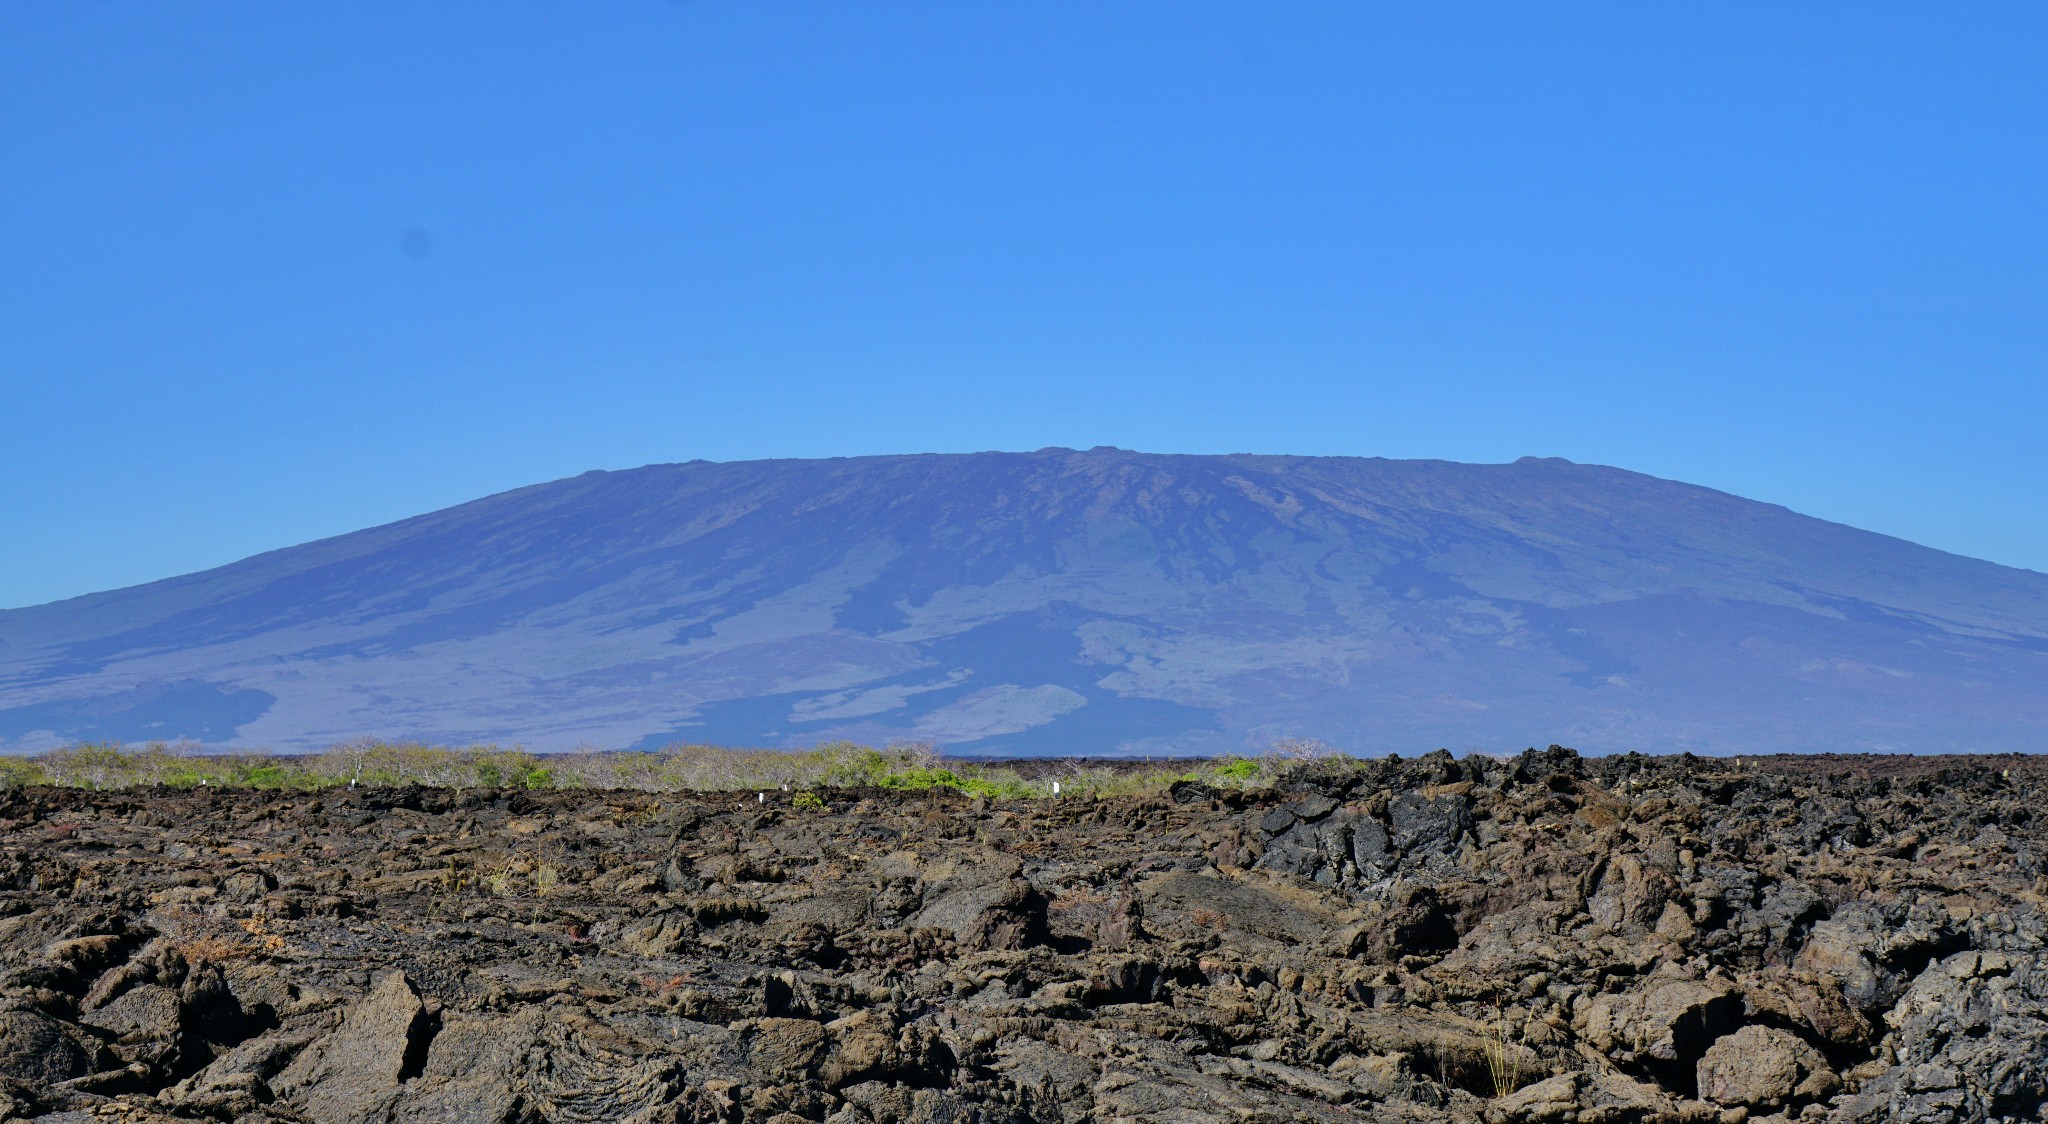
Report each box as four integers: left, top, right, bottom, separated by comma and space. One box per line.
1389, 792, 1472, 857
274, 971, 435, 1122
1258, 808, 1397, 889
1832, 950, 2048, 1124
1695, 1025, 1837, 1110
1579, 972, 1740, 1092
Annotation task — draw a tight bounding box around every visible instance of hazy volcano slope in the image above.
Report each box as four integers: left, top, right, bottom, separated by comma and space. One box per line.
2, 448, 2046, 754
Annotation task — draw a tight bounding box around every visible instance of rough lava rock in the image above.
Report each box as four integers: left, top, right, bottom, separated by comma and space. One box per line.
0, 749, 2045, 1122
1695, 1025, 1837, 1110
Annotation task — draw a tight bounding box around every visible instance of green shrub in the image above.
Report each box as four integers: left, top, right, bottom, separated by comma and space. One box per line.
1211, 758, 1262, 782
874, 765, 1033, 800
0, 757, 49, 788
239, 764, 290, 788
466, 749, 553, 789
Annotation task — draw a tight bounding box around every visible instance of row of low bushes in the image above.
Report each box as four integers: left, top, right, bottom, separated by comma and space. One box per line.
0, 739, 1321, 800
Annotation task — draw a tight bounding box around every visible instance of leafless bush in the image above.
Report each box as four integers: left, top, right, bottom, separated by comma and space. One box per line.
1268, 737, 1334, 762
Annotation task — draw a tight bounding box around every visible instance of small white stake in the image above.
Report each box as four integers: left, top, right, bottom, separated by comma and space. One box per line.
757, 792, 765, 804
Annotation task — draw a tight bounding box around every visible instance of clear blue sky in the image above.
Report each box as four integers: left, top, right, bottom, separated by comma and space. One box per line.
4, 3, 2044, 609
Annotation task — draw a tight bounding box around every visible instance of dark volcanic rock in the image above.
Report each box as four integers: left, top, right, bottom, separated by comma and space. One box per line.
0, 1009, 91, 1087
1, 752, 2047, 1121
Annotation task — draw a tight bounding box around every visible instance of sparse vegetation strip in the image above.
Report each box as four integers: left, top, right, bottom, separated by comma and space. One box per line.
0, 739, 1304, 799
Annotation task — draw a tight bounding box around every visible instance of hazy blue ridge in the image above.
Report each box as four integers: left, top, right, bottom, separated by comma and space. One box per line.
3, 448, 2045, 755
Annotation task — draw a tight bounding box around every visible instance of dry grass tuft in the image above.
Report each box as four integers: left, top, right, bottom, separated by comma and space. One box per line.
1485, 1005, 1525, 1098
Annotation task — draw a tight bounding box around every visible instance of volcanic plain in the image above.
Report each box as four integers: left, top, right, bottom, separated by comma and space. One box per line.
1, 749, 2044, 1123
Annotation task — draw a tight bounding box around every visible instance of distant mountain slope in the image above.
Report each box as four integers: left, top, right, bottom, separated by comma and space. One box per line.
4, 448, 2046, 754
